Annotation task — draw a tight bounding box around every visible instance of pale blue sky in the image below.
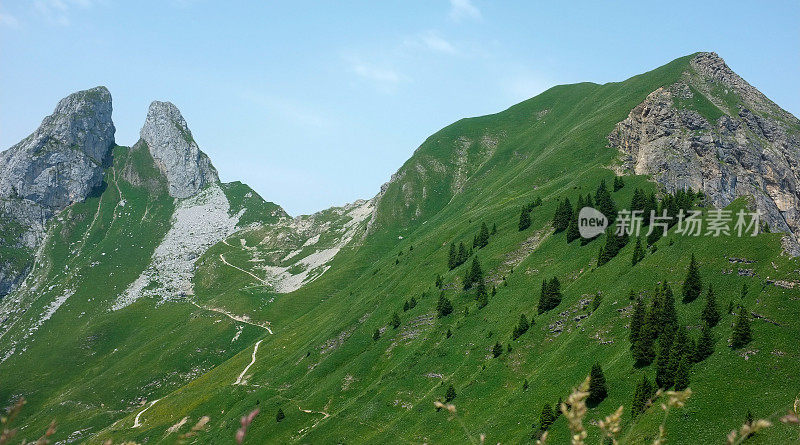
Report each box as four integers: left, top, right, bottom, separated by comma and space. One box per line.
2, 1, 798, 215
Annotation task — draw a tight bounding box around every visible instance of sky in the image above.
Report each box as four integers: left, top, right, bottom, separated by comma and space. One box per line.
1, 1, 799, 216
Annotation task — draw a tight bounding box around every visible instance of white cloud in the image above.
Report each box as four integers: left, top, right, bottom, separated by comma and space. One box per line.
449, 0, 482, 22
416, 31, 457, 54
346, 55, 407, 92
0, 13, 20, 28
33, 0, 94, 26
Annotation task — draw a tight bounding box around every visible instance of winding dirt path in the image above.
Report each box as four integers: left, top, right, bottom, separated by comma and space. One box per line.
188, 300, 272, 334
133, 398, 161, 428
219, 253, 269, 285
234, 339, 263, 385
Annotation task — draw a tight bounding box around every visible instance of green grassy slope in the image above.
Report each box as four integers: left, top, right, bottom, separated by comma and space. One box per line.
91, 53, 800, 444
0, 144, 268, 442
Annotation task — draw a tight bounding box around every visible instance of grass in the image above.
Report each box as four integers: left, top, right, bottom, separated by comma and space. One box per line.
2, 52, 800, 444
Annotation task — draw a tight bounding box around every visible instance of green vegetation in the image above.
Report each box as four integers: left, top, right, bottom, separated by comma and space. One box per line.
2, 53, 800, 444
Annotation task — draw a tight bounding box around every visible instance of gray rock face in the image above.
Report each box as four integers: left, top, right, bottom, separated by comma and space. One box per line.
139, 101, 218, 198
609, 52, 800, 254
0, 86, 115, 296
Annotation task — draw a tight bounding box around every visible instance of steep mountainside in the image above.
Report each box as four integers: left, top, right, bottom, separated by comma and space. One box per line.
609, 52, 800, 254
1, 53, 799, 444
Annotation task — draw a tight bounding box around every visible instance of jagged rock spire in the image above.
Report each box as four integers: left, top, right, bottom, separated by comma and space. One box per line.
139, 101, 218, 198
0, 86, 115, 212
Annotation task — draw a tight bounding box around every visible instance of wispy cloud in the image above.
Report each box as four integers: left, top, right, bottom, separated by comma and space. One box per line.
0, 12, 20, 28
33, 0, 95, 26
345, 55, 407, 92
449, 0, 482, 22
410, 31, 457, 54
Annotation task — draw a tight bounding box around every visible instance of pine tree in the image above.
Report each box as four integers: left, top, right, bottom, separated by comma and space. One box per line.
410, 295, 417, 309
701, 284, 721, 327
464, 256, 483, 290
587, 363, 608, 406
436, 294, 453, 318
730, 306, 752, 348
448, 243, 457, 269
491, 223, 497, 235
512, 314, 530, 340
476, 280, 488, 309
391, 312, 401, 329
435, 273, 443, 289
445, 384, 456, 402
373, 328, 381, 341
631, 375, 654, 417
457, 242, 467, 267
629, 297, 645, 349
634, 312, 656, 366
694, 324, 714, 362
595, 180, 618, 224
276, 408, 285, 422
539, 403, 556, 430
673, 353, 691, 390
553, 198, 573, 232
630, 188, 646, 212
655, 328, 676, 389
519, 207, 532, 231
477, 222, 490, 248
538, 277, 562, 314
492, 341, 503, 358
664, 326, 690, 389
613, 176, 625, 192
403, 301, 410, 312
682, 253, 702, 303
659, 283, 678, 336
632, 237, 645, 265
523, 379, 529, 391
566, 204, 580, 244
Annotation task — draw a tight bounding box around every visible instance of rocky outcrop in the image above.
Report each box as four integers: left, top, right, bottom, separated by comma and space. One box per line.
139, 101, 218, 198
609, 52, 800, 254
0, 86, 115, 296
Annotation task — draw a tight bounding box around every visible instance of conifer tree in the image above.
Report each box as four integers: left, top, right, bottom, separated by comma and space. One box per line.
523, 379, 529, 391
632, 237, 645, 265
613, 176, 625, 192
595, 180, 618, 224
630, 188, 645, 212
410, 295, 417, 309
673, 354, 691, 390
464, 256, 483, 290
629, 297, 645, 349
701, 284, 721, 327
730, 306, 753, 348
553, 198, 573, 232
436, 294, 453, 318
655, 328, 676, 388
587, 363, 608, 406
539, 404, 556, 430
694, 324, 715, 362
631, 375, 654, 417
634, 315, 657, 366
537, 277, 562, 314
659, 283, 678, 336
554, 397, 563, 419
492, 341, 503, 358
445, 384, 456, 402
373, 328, 380, 341
403, 301, 410, 312
491, 222, 497, 235
457, 242, 467, 267
519, 207, 532, 231
476, 280, 488, 309
566, 205, 580, 243
513, 314, 530, 340
391, 312, 401, 329
682, 253, 702, 303
276, 408, 285, 422
448, 243, 457, 269
435, 273, 443, 289
477, 222, 490, 248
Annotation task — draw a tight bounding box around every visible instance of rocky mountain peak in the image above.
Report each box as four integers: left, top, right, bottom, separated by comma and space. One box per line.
609, 52, 800, 254
139, 101, 218, 199
0, 85, 115, 213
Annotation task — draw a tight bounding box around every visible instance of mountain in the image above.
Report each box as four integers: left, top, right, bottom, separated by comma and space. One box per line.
1, 53, 799, 444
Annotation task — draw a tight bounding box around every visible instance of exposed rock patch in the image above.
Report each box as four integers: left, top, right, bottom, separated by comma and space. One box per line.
608, 52, 800, 254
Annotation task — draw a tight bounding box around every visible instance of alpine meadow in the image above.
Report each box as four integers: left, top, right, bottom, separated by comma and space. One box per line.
2, 50, 800, 444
